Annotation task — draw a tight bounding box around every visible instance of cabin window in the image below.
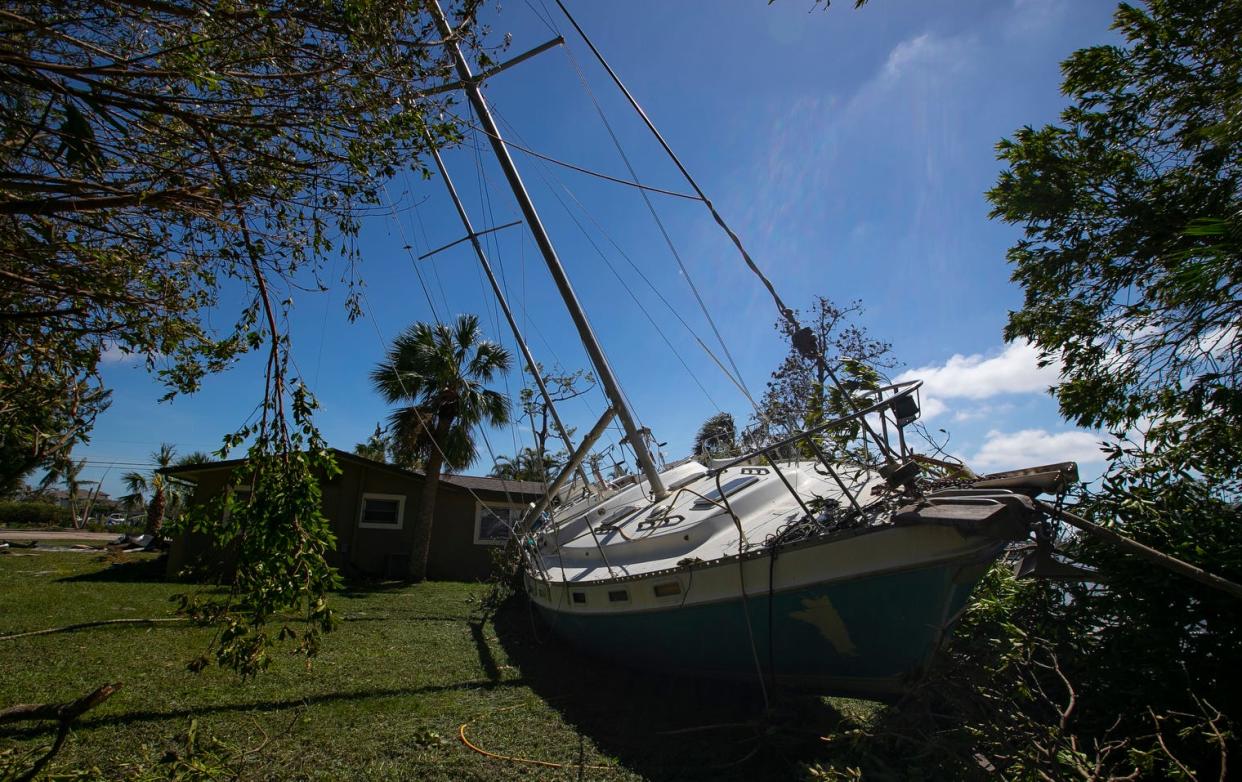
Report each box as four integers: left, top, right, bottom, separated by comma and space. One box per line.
691, 475, 761, 510
653, 582, 682, 598
608, 589, 629, 603
475, 503, 522, 546
358, 493, 405, 530
572, 591, 587, 604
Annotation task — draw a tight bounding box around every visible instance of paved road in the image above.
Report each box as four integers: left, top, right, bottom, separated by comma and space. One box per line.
0, 529, 119, 542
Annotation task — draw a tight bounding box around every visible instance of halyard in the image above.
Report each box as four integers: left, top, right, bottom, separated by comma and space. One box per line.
0, 550, 874, 780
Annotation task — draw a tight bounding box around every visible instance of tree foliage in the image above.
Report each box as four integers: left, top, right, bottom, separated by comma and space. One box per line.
862, 1, 1242, 775
0, 0, 502, 676
175, 386, 342, 677
515, 363, 593, 466
491, 447, 558, 482
121, 443, 193, 535
352, 423, 390, 464
753, 296, 893, 455
692, 411, 736, 458
371, 314, 511, 581
0, 0, 487, 489
988, 0, 1241, 492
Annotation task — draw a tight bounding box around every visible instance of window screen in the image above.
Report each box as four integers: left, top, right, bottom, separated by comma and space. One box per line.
477, 505, 517, 544
361, 497, 401, 526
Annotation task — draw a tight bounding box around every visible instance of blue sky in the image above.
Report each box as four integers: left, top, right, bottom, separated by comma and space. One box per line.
80, 0, 1123, 496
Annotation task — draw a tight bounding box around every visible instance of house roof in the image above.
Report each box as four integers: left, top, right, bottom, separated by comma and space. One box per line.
440, 472, 545, 496
160, 448, 546, 499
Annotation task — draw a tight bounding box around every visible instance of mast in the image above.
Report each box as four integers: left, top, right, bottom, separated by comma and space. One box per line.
429, 0, 668, 499
425, 138, 593, 493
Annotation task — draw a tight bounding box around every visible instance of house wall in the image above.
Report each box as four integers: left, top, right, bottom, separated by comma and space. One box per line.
165, 470, 234, 578
166, 459, 535, 583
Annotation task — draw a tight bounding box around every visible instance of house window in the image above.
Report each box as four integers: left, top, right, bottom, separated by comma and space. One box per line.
475, 503, 521, 546
358, 493, 405, 529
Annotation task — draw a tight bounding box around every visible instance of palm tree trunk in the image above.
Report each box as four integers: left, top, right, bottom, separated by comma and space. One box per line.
408, 413, 454, 582
145, 488, 166, 537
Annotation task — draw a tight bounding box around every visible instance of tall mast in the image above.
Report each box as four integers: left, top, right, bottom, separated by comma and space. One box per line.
429, 0, 668, 499
425, 138, 593, 492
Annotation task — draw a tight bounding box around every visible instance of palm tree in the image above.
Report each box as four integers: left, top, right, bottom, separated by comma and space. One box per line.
353, 424, 389, 463
42, 457, 89, 527
120, 444, 183, 536
491, 447, 559, 482
121, 470, 147, 517
692, 412, 737, 458
371, 315, 511, 581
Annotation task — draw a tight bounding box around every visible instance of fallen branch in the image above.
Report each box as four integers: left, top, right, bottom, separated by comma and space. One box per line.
1036, 500, 1242, 601
0, 683, 121, 782
0, 617, 186, 642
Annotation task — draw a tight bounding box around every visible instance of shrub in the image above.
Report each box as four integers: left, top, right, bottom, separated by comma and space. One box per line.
0, 501, 72, 527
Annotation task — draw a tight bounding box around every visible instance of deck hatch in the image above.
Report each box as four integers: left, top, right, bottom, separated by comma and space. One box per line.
691, 475, 761, 509
599, 505, 640, 531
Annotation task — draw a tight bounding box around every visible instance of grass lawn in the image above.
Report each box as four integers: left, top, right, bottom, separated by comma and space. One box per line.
0, 550, 877, 780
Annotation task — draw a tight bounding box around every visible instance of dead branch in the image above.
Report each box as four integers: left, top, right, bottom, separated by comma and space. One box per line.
0, 683, 121, 782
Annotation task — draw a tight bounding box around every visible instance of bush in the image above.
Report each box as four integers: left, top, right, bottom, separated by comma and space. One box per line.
0, 501, 72, 527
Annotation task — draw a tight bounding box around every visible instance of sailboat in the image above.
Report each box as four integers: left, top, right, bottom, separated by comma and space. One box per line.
424, 1, 1077, 698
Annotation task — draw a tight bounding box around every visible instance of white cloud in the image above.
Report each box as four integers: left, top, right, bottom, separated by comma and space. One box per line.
920, 396, 948, 420
971, 428, 1106, 472
896, 339, 1059, 419
952, 401, 1015, 423
880, 32, 972, 84
99, 342, 156, 366
1005, 0, 1068, 38
100, 342, 137, 364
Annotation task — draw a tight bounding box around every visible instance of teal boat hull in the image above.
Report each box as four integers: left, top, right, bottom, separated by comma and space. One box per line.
533, 553, 996, 698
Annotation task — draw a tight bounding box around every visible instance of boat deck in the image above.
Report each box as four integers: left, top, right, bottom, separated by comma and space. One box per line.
532, 460, 885, 582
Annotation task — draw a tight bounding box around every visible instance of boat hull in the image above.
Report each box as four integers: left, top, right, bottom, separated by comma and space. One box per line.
528, 528, 1004, 699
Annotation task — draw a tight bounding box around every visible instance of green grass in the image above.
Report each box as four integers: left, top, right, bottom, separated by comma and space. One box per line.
0, 551, 877, 780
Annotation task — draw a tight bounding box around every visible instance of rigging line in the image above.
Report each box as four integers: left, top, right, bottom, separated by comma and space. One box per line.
442, 104, 630, 444
563, 44, 760, 411
475, 422, 520, 512
552, 0, 795, 330
447, 112, 700, 201
467, 129, 504, 339
484, 103, 757, 414
514, 230, 533, 461
381, 182, 443, 324
403, 169, 453, 317
312, 286, 330, 389
543, 176, 724, 412
522, 0, 559, 36
467, 103, 510, 346
491, 187, 529, 463
553, 175, 758, 414
479, 105, 690, 429
484, 107, 728, 415
476, 107, 668, 434
465, 109, 551, 469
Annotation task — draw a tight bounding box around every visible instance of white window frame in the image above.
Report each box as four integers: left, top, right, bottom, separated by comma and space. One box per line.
358, 492, 405, 530
474, 502, 523, 546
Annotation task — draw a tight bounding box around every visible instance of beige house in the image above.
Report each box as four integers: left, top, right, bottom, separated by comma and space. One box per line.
163, 449, 545, 582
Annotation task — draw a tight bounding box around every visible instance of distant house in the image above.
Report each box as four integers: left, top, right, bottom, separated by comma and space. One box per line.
162, 449, 545, 582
